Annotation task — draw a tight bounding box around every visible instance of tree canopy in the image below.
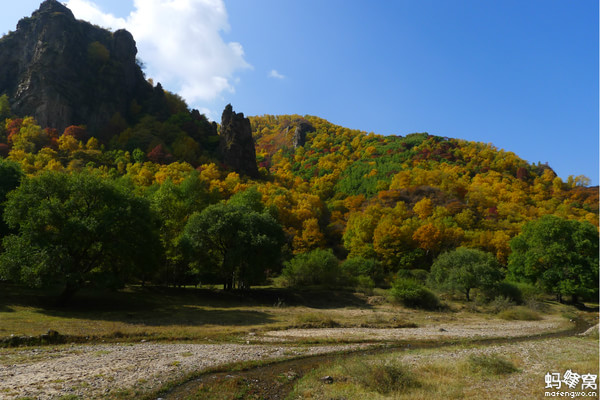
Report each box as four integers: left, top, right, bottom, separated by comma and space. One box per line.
428, 247, 504, 301
507, 215, 599, 302
0, 171, 161, 303
183, 190, 284, 290
0, 158, 22, 237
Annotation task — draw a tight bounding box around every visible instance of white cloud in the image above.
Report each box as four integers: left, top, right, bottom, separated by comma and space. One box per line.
64, 0, 127, 30
65, 0, 250, 105
268, 69, 285, 80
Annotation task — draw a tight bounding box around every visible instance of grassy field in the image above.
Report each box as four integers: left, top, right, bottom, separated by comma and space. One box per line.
0, 283, 594, 344
0, 283, 597, 399
0, 284, 428, 343
285, 335, 599, 400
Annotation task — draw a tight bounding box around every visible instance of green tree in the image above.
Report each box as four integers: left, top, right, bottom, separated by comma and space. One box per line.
148, 173, 211, 286
183, 193, 284, 290
340, 257, 384, 286
281, 248, 341, 287
0, 159, 22, 237
428, 247, 503, 301
0, 172, 161, 303
507, 215, 599, 303
0, 94, 11, 120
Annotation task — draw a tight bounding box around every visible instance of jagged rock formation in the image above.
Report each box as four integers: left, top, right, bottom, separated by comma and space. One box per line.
219, 104, 259, 178
0, 0, 153, 135
292, 121, 315, 148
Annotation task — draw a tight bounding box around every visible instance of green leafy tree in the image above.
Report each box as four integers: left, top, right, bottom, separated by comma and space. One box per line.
340, 257, 385, 286
183, 191, 284, 289
508, 215, 599, 303
0, 172, 161, 303
0, 159, 22, 238
0, 94, 12, 141
428, 247, 503, 301
148, 173, 211, 286
281, 248, 341, 287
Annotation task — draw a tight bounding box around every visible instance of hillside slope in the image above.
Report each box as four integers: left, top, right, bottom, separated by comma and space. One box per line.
250, 114, 597, 266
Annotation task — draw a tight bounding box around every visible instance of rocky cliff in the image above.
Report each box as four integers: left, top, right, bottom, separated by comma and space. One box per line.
219, 104, 259, 178
292, 120, 315, 148
0, 0, 153, 135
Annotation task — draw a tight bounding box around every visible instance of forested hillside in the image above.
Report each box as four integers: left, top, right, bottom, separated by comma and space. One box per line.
0, 1, 597, 305
251, 114, 597, 265
0, 103, 597, 299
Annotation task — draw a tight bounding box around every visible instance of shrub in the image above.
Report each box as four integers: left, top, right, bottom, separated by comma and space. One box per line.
489, 296, 515, 313
493, 281, 523, 304
356, 275, 375, 294
293, 313, 339, 328
467, 354, 520, 375
280, 249, 341, 287
87, 41, 110, 64
396, 269, 428, 284
341, 257, 384, 285
390, 278, 439, 310
524, 297, 550, 313
409, 269, 429, 284
514, 281, 544, 301
497, 306, 542, 321
344, 360, 420, 394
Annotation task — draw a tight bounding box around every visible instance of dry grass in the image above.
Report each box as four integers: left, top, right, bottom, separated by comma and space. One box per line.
0, 284, 580, 346
497, 306, 542, 321
0, 285, 425, 344
289, 336, 599, 399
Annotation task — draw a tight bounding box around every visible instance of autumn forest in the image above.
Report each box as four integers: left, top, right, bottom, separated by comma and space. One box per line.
0, 86, 597, 305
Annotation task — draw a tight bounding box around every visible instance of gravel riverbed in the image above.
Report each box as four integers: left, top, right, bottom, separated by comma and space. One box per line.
0, 316, 574, 399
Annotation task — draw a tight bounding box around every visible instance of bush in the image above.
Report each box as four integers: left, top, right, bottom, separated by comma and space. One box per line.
396, 269, 428, 284
409, 269, 429, 284
514, 281, 544, 301
497, 306, 542, 321
341, 257, 384, 285
467, 354, 520, 375
280, 249, 341, 287
493, 281, 523, 304
343, 360, 420, 394
390, 278, 439, 310
356, 275, 375, 294
293, 313, 340, 328
489, 296, 515, 313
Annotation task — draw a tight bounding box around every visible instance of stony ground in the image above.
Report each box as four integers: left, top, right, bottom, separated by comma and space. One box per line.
0, 316, 577, 399
0, 342, 375, 399
256, 314, 568, 342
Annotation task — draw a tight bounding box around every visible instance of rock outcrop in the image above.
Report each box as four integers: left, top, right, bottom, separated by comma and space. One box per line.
0, 0, 153, 135
292, 121, 315, 148
219, 104, 259, 178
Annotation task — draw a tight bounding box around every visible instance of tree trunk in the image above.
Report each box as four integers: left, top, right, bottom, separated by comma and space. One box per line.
57, 281, 79, 306
571, 294, 579, 304
465, 288, 471, 302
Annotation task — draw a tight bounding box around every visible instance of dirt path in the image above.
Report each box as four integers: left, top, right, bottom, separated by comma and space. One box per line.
0, 316, 576, 399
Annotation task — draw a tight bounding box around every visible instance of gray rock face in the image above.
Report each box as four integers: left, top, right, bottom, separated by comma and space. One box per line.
292, 121, 315, 148
0, 0, 152, 134
219, 104, 259, 178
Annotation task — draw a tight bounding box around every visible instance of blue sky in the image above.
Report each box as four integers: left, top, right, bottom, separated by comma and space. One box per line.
2, 1, 598, 185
